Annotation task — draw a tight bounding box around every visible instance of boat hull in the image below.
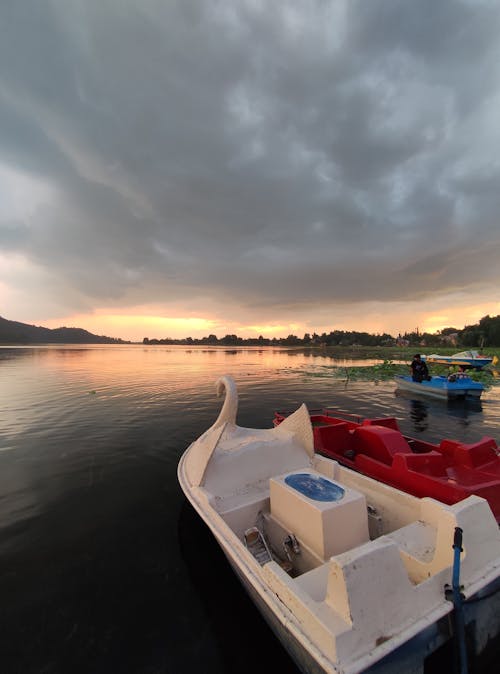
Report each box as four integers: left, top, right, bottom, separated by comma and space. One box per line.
394, 375, 483, 400
178, 450, 330, 674
422, 352, 493, 370
178, 376, 500, 674
178, 454, 333, 674
226, 556, 327, 674
227, 546, 500, 674
179, 450, 500, 674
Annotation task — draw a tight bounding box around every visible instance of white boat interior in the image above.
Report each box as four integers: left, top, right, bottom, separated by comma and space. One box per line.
178, 376, 500, 674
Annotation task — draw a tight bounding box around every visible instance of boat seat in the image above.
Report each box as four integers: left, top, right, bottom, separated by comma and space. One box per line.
440, 437, 498, 469
315, 423, 353, 457
294, 562, 330, 601
361, 417, 400, 431
393, 452, 448, 477
438, 439, 461, 459
351, 425, 412, 465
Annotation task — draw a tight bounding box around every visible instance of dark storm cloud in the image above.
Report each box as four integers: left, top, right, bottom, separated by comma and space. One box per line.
1, 0, 500, 320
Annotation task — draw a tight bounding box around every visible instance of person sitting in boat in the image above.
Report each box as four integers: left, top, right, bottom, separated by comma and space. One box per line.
410, 354, 431, 382
448, 366, 469, 382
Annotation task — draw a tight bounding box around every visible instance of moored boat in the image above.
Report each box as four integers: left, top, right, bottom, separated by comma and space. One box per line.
394, 374, 484, 400
422, 351, 493, 370
178, 376, 500, 674
274, 408, 500, 523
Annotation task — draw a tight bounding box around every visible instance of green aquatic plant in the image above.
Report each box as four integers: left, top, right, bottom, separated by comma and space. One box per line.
343, 361, 406, 382
295, 361, 406, 382
294, 360, 500, 387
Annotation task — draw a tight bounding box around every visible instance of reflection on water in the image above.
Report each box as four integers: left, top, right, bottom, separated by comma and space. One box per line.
1, 344, 499, 673
403, 397, 484, 435
409, 399, 429, 433
445, 398, 483, 426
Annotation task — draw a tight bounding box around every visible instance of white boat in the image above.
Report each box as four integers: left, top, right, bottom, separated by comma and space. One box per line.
394, 374, 484, 400
177, 376, 500, 674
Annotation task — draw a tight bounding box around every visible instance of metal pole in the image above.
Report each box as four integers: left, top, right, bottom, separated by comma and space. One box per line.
451, 527, 468, 674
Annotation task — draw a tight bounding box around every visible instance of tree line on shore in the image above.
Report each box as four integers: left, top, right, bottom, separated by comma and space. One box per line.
3, 313, 499, 347
143, 314, 500, 348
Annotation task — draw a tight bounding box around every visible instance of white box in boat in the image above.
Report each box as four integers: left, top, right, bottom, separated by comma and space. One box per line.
270, 470, 369, 561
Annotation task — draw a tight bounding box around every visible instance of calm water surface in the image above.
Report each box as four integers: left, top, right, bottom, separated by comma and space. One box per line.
1, 345, 499, 673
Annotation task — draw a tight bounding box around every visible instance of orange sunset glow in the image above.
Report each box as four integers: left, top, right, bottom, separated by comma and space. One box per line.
35, 298, 500, 344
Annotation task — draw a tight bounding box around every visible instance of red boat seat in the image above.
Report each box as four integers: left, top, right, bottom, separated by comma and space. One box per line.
454, 438, 498, 468
438, 439, 461, 459
361, 417, 400, 431
352, 425, 412, 465
315, 423, 352, 456
440, 437, 499, 468
393, 452, 448, 477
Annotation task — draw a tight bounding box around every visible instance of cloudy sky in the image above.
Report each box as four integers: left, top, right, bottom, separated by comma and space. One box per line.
1, 1, 500, 342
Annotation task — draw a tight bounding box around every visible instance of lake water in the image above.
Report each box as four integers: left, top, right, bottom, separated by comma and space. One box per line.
1, 345, 499, 673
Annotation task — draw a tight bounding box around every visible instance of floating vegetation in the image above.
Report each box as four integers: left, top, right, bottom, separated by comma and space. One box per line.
295, 360, 500, 387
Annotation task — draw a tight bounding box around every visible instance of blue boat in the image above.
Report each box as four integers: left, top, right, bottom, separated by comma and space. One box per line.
395, 374, 484, 400
422, 351, 494, 370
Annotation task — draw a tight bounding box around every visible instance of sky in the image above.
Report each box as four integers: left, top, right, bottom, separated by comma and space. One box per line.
1, 1, 500, 343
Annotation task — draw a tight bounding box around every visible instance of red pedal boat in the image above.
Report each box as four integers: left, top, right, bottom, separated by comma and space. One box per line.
274, 409, 500, 523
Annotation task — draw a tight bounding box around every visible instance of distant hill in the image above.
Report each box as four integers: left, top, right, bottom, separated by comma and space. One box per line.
0, 316, 129, 344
